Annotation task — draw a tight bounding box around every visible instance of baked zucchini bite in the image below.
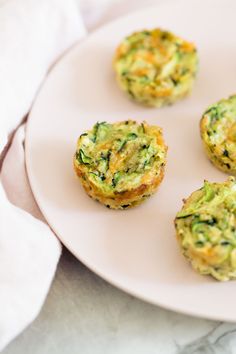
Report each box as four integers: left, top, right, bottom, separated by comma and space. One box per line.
200, 95, 236, 174
175, 177, 236, 281
74, 120, 167, 209
113, 28, 198, 107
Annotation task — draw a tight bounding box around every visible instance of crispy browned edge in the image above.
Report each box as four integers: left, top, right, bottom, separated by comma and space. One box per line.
73, 156, 166, 209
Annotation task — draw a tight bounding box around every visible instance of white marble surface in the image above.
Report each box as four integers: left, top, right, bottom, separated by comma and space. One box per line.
2, 248, 236, 354
3, 0, 236, 353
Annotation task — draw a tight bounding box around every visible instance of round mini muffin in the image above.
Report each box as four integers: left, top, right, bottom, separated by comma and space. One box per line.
73, 120, 167, 209
200, 95, 236, 174
113, 28, 198, 107
175, 177, 236, 281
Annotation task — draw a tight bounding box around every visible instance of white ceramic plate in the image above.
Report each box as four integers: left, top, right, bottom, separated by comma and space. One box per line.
26, 0, 236, 321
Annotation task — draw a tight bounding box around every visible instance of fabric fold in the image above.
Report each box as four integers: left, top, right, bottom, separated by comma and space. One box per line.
0, 0, 86, 350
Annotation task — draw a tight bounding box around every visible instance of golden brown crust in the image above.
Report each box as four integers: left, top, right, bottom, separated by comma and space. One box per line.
73, 157, 165, 209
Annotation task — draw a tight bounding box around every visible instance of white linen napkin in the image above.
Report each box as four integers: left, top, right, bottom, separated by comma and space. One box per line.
0, 0, 86, 350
